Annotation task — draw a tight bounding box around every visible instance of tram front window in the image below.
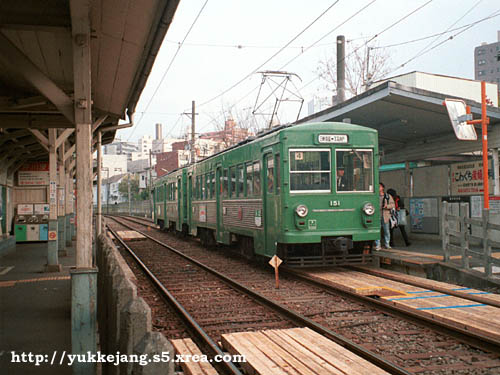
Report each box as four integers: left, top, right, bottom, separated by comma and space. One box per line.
336, 149, 373, 192
289, 149, 330, 193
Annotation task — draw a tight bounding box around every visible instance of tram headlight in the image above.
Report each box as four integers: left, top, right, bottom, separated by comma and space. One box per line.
295, 204, 308, 218
362, 202, 375, 216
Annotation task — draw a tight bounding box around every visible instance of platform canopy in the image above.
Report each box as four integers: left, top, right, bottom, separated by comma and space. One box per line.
297, 81, 500, 164
0, 0, 180, 170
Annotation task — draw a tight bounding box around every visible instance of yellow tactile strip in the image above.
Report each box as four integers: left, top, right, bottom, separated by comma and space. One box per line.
0, 276, 70, 288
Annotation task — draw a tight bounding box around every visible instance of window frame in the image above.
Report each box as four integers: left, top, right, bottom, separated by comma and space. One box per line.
335, 148, 374, 194
289, 148, 331, 194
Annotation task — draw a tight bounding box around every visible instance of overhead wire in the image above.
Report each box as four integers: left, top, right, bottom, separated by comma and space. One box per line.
126, 0, 210, 141
223, 0, 377, 122
392, 0, 484, 71
390, 5, 500, 73
196, 0, 341, 109
298, 0, 435, 92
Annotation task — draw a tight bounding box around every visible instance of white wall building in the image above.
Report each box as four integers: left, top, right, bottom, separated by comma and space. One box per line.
93, 173, 127, 205
152, 137, 183, 154
139, 135, 153, 155
99, 154, 128, 178
371, 71, 498, 106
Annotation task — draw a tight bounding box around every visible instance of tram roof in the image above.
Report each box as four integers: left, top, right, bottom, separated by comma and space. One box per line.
297, 81, 500, 164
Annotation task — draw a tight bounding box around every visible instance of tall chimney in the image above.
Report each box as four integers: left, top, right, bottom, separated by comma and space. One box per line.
155, 123, 162, 140
336, 35, 346, 103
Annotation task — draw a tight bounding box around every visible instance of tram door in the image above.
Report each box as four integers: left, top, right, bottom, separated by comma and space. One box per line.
216, 165, 223, 242
187, 174, 192, 234
177, 176, 182, 231
163, 183, 167, 228
263, 152, 278, 256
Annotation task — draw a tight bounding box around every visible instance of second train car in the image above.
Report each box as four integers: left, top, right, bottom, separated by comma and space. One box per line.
153, 122, 380, 266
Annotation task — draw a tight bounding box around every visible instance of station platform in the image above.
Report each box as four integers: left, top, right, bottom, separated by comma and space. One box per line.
295, 267, 500, 344
0, 241, 74, 374
374, 236, 500, 288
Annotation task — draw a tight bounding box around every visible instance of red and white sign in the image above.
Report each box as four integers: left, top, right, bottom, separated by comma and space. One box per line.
18, 162, 59, 186
17, 204, 34, 215
48, 231, 57, 241
199, 205, 207, 222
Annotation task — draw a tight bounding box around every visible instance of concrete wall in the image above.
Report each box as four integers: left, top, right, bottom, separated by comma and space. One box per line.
381, 164, 449, 198
97, 232, 174, 375
413, 165, 449, 197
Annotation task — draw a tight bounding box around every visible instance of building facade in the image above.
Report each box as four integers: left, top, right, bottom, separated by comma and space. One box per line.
474, 31, 500, 86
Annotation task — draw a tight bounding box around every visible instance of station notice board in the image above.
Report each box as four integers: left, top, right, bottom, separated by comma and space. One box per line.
409, 197, 439, 234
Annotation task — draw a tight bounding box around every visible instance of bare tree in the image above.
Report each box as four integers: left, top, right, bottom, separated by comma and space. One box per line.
317, 42, 391, 99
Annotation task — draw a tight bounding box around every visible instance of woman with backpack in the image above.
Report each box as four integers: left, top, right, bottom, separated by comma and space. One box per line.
375, 183, 394, 250
387, 188, 411, 247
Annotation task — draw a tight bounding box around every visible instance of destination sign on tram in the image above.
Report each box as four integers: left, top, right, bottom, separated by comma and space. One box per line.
318, 134, 348, 144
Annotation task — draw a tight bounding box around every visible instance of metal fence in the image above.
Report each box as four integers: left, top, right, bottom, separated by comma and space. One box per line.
441, 201, 500, 278
97, 200, 153, 219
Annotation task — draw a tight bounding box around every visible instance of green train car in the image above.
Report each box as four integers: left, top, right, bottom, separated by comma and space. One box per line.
153, 122, 379, 266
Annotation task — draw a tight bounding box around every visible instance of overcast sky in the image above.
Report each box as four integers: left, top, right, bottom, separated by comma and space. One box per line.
119, 0, 500, 143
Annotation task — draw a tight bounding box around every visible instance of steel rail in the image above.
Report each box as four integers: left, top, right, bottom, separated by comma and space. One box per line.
283, 267, 500, 354
106, 224, 244, 375
349, 265, 500, 309
106, 215, 411, 375
112, 214, 500, 353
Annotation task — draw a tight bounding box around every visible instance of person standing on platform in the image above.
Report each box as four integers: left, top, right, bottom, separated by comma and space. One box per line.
375, 182, 394, 250
387, 188, 411, 247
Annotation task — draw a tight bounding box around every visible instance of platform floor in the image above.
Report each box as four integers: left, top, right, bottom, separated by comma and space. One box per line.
299, 267, 500, 342
0, 241, 74, 374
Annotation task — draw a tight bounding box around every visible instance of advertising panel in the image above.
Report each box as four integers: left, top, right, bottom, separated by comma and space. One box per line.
450, 160, 493, 196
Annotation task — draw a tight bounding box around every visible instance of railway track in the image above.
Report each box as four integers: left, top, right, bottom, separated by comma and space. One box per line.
105, 216, 408, 375
106, 214, 500, 374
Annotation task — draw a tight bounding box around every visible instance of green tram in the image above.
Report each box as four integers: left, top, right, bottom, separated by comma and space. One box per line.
153, 122, 380, 266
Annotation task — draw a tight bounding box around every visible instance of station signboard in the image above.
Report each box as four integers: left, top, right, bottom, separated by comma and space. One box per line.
18, 162, 59, 186
450, 160, 493, 196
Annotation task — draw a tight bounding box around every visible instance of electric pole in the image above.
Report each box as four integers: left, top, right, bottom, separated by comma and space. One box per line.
191, 100, 196, 164
336, 35, 346, 103
128, 174, 131, 215
183, 101, 198, 164
149, 149, 153, 219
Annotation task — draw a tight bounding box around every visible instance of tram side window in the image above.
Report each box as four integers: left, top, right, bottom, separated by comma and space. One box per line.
236, 165, 243, 197
275, 154, 280, 194
223, 169, 228, 198
246, 163, 253, 196
205, 174, 209, 199
266, 155, 274, 193
195, 176, 200, 199
210, 172, 215, 198
229, 166, 236, 197
253, 161, 261, 195
202, 175, 207, 200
